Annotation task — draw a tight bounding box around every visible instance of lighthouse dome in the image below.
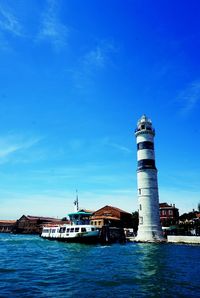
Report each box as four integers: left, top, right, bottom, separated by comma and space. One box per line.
135, 114, 154, 133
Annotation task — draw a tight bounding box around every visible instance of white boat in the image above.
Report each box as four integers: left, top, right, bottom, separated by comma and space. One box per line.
41, 197, 99, 243
41, 224, 99, 243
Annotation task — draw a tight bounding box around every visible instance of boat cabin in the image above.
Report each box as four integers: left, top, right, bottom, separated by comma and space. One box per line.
67, 210, 93, 225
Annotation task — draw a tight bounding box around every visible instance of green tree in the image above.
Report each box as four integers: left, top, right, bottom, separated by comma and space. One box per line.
131, 211, 139, 233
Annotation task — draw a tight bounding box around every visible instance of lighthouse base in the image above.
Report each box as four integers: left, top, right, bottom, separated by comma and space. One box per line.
135, 226, 166, 243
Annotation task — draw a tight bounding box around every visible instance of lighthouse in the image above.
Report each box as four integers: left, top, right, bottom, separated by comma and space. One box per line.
135, 115, 164, 242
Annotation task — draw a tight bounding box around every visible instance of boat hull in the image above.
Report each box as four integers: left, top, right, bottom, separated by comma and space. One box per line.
41, 235, 99, 244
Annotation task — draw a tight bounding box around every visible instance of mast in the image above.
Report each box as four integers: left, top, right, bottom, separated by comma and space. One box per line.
74, 190, 79, 212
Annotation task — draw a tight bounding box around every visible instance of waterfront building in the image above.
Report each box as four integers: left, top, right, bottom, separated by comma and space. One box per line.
90, 205, 132, 228
0, 220, 16, 233
13, 215, 65, 234
159, 202, 179, 226
135, 115, 165, 242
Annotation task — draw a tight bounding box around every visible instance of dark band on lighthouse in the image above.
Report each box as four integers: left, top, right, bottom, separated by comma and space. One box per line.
137, 159, 156, 170
137, 141, 154, 150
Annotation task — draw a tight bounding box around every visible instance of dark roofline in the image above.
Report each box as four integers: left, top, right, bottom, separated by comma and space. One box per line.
18, 215, 61, 221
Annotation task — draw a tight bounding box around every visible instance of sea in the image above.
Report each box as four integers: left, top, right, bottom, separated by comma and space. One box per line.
0, 234, 199, 298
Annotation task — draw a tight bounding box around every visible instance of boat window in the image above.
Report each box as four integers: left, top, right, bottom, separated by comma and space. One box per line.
81, 228, 86, 232
43, 229, 49, 233
51, 229, 56, 233
75, 227, 79, 232
70, 228, 74, 232
60, 227, 66, 233
66, 228, 70, 233
91, 228, 95, 231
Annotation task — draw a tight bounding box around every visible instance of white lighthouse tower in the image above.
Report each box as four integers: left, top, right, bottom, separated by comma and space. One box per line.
135, 115, 164, 242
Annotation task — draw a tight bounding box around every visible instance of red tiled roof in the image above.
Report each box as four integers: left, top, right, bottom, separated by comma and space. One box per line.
94, 205, 131, 215
0, 220, 16, 224
159, 203, 178, 209
21, 215, 61, 221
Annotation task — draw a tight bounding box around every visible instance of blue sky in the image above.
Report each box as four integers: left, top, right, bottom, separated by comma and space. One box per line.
0, 0, 200, 219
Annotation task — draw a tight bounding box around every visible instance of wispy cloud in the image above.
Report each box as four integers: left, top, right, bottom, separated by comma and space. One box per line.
108, 142, 132, 154
177, 79, 200, 116
0, 4, 23, 36
73, 40, 117, 92
0, 134, 42, 163
83, 41, 117, 70
0, 188, 137, 219
38, 0, 69, 51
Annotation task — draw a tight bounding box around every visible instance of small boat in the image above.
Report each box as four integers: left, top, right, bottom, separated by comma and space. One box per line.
41, 195, 99, 243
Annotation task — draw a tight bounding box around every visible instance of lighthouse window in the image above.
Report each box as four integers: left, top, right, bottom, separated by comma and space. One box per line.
141, 125, 145, 129
138, 189, 141, 195
139, 204, 142, 210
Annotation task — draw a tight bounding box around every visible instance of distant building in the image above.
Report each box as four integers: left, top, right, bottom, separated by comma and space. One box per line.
13, 215, 66, 234
90, 205, 132, 228
0, 220, 16, 233
159, 203, 179, 226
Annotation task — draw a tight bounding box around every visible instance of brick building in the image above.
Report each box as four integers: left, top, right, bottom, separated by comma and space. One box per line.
13, 215, 66, 234
0, 220, 16, 233
90, 205, 132, 228
159, 203, 179, 226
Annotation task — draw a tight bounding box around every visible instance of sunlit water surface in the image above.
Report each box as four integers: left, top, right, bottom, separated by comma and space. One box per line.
0, 234, 199, 297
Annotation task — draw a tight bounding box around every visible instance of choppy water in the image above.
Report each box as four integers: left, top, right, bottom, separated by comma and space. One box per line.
0, 234, 199, 298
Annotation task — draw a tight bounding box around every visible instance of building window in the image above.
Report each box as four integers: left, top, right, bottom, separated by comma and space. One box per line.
98, 221, 101, 225
169, 210, 173, 215
162, 210, 166, 215
139, 189, 141, 195
139, 204, 142, 210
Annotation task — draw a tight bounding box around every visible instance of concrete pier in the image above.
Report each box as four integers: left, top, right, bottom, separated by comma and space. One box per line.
167, 236, 200, 244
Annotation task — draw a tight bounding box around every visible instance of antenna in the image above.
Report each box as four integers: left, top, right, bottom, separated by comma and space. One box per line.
74, 189, 79, 212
